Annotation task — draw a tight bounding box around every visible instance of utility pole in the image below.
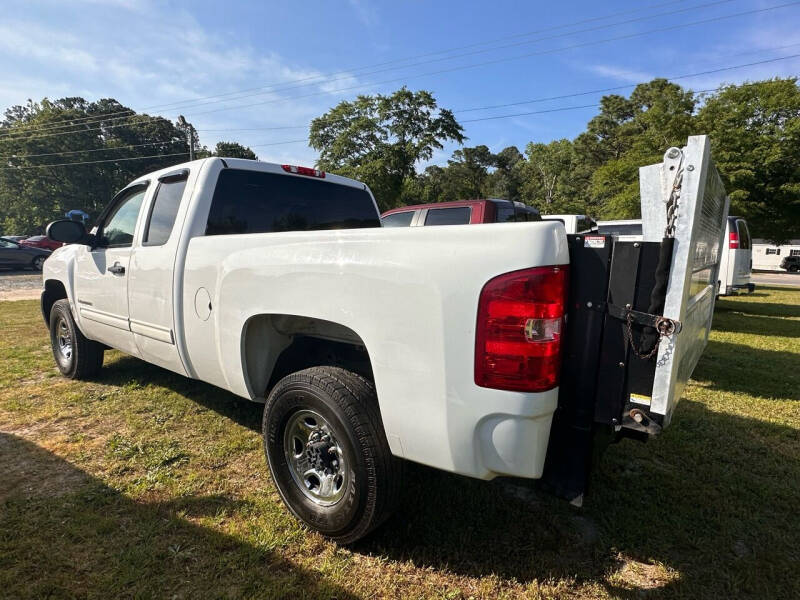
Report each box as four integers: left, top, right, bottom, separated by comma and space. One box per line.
177, 115, 195, 161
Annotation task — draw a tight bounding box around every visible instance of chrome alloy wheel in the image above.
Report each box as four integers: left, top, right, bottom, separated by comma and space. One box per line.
56, 317, 72, 361
283, 409, 348, 506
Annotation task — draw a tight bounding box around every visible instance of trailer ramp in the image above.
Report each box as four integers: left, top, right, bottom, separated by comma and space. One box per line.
639, 135, 729, 426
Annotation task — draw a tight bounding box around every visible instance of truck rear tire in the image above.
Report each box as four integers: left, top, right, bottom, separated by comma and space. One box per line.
263, 366, 401, 544
49, 299, 104, 379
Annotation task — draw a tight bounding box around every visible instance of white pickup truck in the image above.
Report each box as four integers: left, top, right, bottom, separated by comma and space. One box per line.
42, 136, 729, 542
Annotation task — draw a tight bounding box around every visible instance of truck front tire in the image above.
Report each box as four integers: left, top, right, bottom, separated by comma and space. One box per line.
49, 299, 104, 379
263, 366, 401, 544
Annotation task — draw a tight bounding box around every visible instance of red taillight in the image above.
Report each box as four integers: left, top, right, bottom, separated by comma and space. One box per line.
281, 164, 325, 178
475, 266, 568, 392
729, 231, 739, 249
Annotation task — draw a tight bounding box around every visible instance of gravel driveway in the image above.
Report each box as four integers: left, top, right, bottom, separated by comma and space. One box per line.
0, 270, 42, 301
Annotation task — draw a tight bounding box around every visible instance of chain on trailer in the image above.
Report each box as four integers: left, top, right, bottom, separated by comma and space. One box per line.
622, 145, 685, 361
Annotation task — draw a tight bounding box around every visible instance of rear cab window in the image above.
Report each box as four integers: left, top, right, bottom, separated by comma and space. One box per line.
206, 169, 380, 235
424, 206, 471, 226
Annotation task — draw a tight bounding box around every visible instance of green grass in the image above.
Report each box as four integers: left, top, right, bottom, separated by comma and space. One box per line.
1, 288, 798, 599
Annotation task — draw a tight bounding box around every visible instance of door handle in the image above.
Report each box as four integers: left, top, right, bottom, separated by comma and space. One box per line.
107, 262, 125, 275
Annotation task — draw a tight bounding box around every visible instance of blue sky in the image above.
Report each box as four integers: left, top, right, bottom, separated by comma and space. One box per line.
1, 0, 799, 168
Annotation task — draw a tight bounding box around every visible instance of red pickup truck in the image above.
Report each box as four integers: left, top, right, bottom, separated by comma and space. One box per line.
381, 198, 540, 227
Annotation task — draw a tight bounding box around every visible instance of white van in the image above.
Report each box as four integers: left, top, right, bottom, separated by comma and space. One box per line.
718, 216, 755, 296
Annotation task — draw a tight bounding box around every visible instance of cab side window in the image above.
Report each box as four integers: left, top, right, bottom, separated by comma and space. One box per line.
381, 211, 415, 227
424, 207, 471, 225
101, 189, 146, 248
143, 178, 187, 246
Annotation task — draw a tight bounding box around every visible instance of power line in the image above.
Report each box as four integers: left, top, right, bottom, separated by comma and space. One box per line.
456, 53, 800, 114
4, 53, 799, 163
0, 0, 699, 137
1, 152, 189, 170
184, 0, 800, 120
4, 74, 797, 170
7, 75, 797, 170
143, 0, 695, 114
7, 0, 792, 145
106, 0, 737, 116
0, 140, 185, 160
0, 0, 759, 142
249, 139, 308, 148
1, 139, 313, 167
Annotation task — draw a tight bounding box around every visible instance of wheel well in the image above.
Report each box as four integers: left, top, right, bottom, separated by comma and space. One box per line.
41, 279, 67, 325
242, 314, 374, 401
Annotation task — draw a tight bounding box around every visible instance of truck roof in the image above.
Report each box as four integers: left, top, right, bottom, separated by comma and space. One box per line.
126, 157, 369, 191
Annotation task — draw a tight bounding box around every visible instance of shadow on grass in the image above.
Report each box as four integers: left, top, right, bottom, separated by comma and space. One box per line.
353, 400, 800, 599
99, 354, 263, 433
0, 432, 359, 600
84, 352, 800, 598
692, 340, 799, 401
712, 311, 800, 338
715, 298, 800, 319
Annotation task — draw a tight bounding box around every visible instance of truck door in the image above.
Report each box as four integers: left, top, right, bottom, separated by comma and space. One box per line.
127, 169, 191, 375
74, 184, 148, 356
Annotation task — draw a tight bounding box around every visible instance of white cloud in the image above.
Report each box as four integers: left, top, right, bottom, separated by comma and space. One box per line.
0, 4, 372, 165
347, 0, 378, 28
586, 64, 654, 84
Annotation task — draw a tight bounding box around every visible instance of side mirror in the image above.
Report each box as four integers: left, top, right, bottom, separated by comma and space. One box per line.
46, 219, 91, 245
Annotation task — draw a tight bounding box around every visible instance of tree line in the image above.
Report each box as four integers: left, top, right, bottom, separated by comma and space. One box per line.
1, 78, 798, 243
0, 98, 255, 236
311, 79, 800, 244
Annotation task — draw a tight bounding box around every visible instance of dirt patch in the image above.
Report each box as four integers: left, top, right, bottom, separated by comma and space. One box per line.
0, 430, 89, 501
608, 557, 679, 591
0, 289, 41, 301
0, 270, 42, 300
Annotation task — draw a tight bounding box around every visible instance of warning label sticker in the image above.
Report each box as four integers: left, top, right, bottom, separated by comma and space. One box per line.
584, 236, 605, 248
630, 393, 652, 406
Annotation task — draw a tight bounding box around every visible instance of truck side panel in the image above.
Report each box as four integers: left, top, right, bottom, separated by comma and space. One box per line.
180, 220, 569, 480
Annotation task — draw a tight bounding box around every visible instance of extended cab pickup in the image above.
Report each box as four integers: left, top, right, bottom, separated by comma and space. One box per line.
42, 136, 730, 542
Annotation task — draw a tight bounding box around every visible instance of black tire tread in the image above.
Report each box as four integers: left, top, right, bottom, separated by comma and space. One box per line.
50, 299, 104, 379
264, 366, 402, 543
